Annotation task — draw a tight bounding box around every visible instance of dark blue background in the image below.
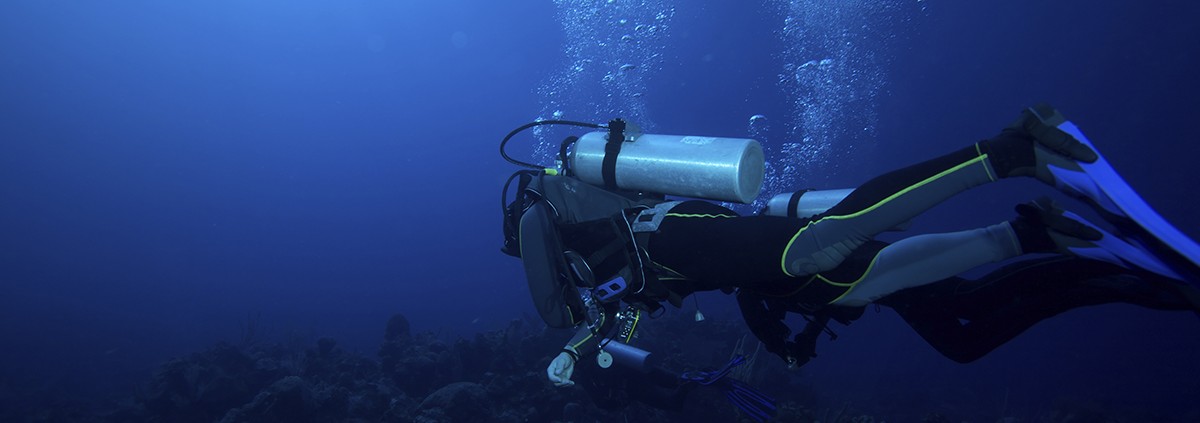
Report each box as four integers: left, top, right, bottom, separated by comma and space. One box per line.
2, 0, 1198, 418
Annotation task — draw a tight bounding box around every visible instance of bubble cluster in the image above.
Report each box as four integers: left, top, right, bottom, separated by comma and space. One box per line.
533, 0, 676, 164
766, 0, 909, 189
532, 0, 916, 205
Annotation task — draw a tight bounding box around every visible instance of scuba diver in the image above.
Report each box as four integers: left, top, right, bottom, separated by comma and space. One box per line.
499, 103, 1200, 415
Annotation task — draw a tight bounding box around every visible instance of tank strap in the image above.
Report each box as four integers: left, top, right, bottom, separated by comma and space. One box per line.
786, 189, 810, 218
602, 119, 627, 189
630, 201, 683, 233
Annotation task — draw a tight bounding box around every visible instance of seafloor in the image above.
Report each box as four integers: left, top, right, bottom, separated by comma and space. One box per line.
4, 309, 1187, 423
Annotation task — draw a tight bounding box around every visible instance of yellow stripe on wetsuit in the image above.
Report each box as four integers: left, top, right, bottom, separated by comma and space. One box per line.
779, 149, 996, 277
769, 245, 885, 304
821, 252, 884, 304
664, 213, 736, 219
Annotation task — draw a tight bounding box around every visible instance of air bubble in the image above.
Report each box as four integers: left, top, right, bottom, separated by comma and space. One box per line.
534, 0, 675, 164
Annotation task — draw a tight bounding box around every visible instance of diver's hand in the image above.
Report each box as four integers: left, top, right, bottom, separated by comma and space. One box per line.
781, 338, 817, 370
547, 348, 578, 387
783, 351, 812, 370
771, 349, 800, 369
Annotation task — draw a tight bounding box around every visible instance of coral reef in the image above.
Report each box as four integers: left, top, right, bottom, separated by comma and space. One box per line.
85, 312, 774, 423
2, 309, 1178, 422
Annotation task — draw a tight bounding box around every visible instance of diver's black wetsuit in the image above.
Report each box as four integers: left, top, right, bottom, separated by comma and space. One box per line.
738, 255, 1198, 365
881, 256, 1197, 362
647, 134, 1040, 306
558, 105, 1191, 370
563, 123, 1068, 358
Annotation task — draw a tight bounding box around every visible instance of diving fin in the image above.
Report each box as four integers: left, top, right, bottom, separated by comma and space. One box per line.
1044, 119, 1200, 284
719, 377, 777, 423
681, 355, 777, 422
1016, 198, 1184, 281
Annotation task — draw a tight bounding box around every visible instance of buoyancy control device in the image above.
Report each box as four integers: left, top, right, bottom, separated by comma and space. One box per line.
500, 118, 765, 328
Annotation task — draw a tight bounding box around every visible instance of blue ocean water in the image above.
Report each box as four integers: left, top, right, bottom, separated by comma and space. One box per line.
2, 0, 1198, 420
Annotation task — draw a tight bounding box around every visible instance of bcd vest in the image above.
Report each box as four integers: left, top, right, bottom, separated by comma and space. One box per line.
502, 171, 682, 328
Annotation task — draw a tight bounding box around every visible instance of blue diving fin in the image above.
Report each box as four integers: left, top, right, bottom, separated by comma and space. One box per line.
1039, 116, 1200, 285
681, 355, 777, 422
1057, 209, 1184, 281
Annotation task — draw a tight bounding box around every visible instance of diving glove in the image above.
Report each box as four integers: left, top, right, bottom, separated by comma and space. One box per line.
781, 334, 818, 369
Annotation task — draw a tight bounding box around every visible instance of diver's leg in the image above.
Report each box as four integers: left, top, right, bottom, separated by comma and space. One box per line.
825, 196, 1155, 307
882, 256, 1109, 363
782, 104, 1103, 277
829, 222, 1023, 306
784, 144, 1000, 276
883, 256, 1198, 363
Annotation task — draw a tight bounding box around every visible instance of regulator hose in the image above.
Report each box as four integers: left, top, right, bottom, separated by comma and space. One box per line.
499, 119, 603, 169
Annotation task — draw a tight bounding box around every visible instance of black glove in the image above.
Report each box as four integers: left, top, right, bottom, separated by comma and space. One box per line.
780, 312, 832, 369
779, 333, 818, 369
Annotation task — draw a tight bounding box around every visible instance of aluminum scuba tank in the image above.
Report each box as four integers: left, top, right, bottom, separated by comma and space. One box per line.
764, 189, 854, 219
569, 131, 765, 204
766, 189, 912, 231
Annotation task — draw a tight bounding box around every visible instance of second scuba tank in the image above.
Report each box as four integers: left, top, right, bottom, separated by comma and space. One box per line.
764, 189, 854, 219
765, 189, 913, 231
569, 131, 765, 204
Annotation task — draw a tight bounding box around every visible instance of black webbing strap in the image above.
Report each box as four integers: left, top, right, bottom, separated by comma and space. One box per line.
786, 189, 810, 218
601, 119, 627, 190
585, 233, 629, 279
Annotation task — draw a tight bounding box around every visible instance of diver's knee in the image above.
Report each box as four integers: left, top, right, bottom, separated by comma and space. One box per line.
785, 243, 853, 276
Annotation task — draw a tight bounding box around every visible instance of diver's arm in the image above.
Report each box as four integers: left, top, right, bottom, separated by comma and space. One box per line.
564, 322, 600, 353
736, 291, 794, 365
547, 326, 591, 387
788, 315, 827, 368
737, 290, 828, 368
547, 303, 618, 387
